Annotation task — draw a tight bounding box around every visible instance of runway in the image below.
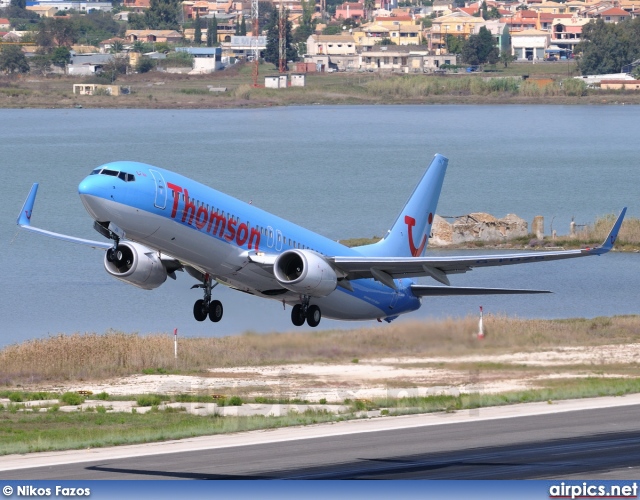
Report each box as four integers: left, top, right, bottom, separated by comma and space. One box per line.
3, 396, 640, 479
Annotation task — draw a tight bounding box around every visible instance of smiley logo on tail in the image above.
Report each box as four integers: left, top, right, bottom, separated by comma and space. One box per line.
405, 215, 427, 257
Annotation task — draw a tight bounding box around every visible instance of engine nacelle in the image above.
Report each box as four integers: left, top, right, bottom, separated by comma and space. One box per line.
273, 249, 338, 297
104, 241, 167, 290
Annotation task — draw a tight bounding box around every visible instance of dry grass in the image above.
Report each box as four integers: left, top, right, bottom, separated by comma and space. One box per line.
2, 315, 640, 384
577, 214, 640, 246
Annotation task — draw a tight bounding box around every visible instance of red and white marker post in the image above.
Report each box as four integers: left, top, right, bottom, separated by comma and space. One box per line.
478, 306, 485, 340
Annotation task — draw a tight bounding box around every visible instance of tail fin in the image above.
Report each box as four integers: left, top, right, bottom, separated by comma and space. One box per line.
356, 153, 448, 257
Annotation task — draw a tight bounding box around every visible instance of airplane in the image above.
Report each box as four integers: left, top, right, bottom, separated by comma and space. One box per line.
17, 154, 626, 328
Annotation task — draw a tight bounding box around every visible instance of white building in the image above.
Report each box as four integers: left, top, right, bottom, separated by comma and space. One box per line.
511, 29, 550, 61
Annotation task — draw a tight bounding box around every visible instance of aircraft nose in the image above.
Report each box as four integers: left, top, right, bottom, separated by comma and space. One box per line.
78, 174, 112, 221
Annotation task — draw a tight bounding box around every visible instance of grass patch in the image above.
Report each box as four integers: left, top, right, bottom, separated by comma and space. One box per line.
177, 88, 210, 95
0, 407, 337, 455
2, 377, 640, 455
4, 314, 640, 383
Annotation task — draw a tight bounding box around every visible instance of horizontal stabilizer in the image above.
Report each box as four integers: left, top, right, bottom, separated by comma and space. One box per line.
411, 285, 551, 297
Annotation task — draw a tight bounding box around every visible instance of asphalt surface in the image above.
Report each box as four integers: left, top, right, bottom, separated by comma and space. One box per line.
3, 400, 640, 479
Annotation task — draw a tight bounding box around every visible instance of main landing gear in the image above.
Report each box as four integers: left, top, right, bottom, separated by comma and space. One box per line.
192, 275, 223, 323
291, 297, 321, 328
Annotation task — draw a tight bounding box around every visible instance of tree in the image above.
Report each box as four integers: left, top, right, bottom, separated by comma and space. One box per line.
194, 11, 202, 45
446, 34, 464, 54
110, 40, 124, 53
207, 16, 218, 47
30, 53, 51, 75
577, 18, 632, 75
461, 26, 498, 65
240, 16, 247, 36
364, 0, 375, 21
137, 57, 156, 73
36, 17, 76, 50
10, 0, 26, 9
499, 24, 512, 67
50, 46, 71, 68
264, 4, 297, 69
143, 0, 181, 30
0, 45, 30, 74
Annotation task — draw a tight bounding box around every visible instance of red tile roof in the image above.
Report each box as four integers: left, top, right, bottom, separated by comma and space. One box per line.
600, 7, 631, 16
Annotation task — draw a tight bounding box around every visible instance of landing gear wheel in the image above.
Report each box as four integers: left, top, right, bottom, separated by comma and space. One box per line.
208, 300, 223, 323
291, 304, 306, 326
306, 305, 321, 328
193, 299, 208, 322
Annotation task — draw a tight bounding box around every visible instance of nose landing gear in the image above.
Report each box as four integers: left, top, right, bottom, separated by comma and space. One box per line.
192, 275, 223, 323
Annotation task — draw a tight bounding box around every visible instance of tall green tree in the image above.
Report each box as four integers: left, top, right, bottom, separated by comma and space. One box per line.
50, 46, 71, 68
577, 18, 633, 75
194, 11, 202, 45
143, 0, 181, 30
240, 16, 247, 36
0, 45, 29, 74
461, 26, 498, 65
36, 17, 76, 51
264, 4, 297, 69
293, 0, 314, 44
206, 16, 218, 47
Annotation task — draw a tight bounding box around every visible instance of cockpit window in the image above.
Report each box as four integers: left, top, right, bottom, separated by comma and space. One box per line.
89, 168, 135, 182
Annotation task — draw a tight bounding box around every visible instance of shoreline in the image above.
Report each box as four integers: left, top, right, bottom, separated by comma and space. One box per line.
3, 68, 640, 110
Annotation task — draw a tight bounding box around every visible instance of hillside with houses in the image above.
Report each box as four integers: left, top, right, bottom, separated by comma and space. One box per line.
0, 0, 639, 88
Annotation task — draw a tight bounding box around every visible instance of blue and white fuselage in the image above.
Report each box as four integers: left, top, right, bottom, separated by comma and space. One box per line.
18, 154, 626, 328
77, 161, 421, 321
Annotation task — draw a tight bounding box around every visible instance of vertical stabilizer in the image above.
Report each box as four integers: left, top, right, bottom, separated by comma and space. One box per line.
356, 154, 448, 257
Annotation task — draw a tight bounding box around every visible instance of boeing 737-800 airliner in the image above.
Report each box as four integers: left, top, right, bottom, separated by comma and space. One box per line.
17, 154, 626, 328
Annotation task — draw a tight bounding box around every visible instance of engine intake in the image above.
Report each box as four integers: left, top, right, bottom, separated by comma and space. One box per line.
273, 249, 337, 297
104, 241, 167, 290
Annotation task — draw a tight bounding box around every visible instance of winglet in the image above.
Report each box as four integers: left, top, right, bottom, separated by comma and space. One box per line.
17, 183, 39, 227
15, 182, 112, 249
591, 207, 626, 255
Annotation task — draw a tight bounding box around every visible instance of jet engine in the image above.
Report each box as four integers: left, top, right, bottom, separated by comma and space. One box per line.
104, 241, 167, 290
273, 249, 338, 297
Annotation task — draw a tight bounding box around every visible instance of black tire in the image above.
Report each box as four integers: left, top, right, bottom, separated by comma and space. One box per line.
193, 299, 208, 321
208, 300, 223, 323
306, 305, 321, 328
291, 304, 306, 326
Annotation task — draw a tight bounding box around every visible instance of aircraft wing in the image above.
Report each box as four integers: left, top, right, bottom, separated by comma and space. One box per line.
328, 208, 627, 287
17, 183, 112, 249
410, 286, 551, 296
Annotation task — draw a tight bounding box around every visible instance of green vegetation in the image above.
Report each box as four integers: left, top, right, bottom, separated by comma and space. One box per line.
0, 406, 337, 455
577, 18, 640, 75
2, 377, 640, 455
60, 392, 85, 406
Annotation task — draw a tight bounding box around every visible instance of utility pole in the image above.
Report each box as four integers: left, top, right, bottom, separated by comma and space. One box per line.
252, 0, 259, 86
278, 0, 286, 73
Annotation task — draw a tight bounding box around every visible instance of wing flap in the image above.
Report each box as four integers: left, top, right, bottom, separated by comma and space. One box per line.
411, 285, 551, 297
